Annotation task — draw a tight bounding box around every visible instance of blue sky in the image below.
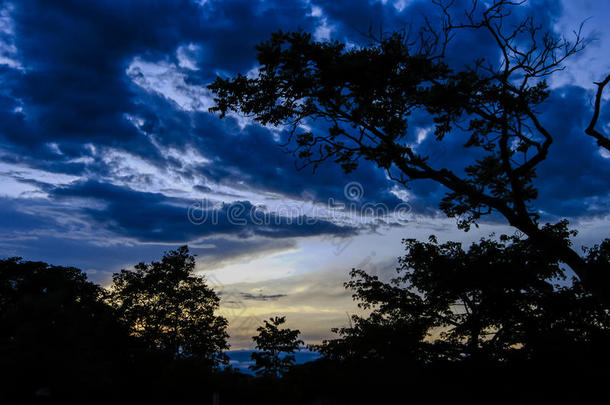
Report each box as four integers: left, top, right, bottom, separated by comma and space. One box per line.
0, 0, 609, 348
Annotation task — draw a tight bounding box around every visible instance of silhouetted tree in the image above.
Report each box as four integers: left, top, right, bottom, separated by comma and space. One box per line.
0, 257, 135, 403
208, 0, 610, 307
250, 316, 303, 377
316, 222, 610, 364
110, 246, 229, 366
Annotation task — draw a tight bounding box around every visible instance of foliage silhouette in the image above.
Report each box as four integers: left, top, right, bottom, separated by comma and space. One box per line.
0, 253, 255, 404
110, 245, 229, 366
250, 316, 304, 377
208, 0, 610, 307
1, 243, 609, 403
0, 257, 138, 403
315, 223, 610, 366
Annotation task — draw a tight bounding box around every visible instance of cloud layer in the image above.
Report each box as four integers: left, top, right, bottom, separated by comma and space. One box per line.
0, 0, 609, 345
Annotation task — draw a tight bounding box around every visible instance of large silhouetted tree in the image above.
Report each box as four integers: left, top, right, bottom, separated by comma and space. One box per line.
208, 0, 610, 307
110, 246, 229, 366
315, 223, 610, 364
250, 316, 303, 377
0, 258, 136, 402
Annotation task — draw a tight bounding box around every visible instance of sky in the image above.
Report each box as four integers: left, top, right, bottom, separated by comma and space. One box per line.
0, 0, 609, 349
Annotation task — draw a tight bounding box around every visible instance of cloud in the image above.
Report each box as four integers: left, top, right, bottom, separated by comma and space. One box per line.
240, 292, 288, 301
0, 0, 402, 210
48, 180, 358, 242
532, 85, 610, 218
0, 0, 608, 290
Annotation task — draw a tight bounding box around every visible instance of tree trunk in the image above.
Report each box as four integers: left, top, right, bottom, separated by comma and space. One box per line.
527, 227, 610, 309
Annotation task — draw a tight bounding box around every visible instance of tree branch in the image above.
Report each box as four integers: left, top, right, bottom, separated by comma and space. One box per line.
585, 73, 610, 150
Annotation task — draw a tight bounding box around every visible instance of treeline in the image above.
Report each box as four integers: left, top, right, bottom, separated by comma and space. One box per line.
2, 226, 609, 404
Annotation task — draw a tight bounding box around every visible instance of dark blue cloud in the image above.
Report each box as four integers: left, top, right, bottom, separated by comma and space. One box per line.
0, 0, 400, 202
48, 180, 357, 242
0, 0, 607, 272
130, 90, 402, 206
0, 193, 303, 283
0, 0, 398, 271
534, 85, 610, 217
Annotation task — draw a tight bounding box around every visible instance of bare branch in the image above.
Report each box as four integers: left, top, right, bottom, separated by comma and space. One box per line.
585, 74, 610, 150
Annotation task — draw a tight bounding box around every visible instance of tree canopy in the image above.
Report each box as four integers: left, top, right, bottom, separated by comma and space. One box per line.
0, 258, 137, 402
250, 316, 304, 377
110, 246, 229, 366
1, 239, 608, 403
315, 224, 610, 365
208, 0, 610, 307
